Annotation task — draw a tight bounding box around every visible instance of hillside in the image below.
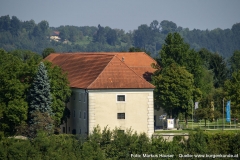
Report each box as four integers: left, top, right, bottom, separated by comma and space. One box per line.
0, 15, 239, 58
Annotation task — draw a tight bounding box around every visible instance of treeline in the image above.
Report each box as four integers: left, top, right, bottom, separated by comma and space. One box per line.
0, 127, 239, 160
1, 35, 240, 136
152, 33, 240, 125
0, 15, 240, 58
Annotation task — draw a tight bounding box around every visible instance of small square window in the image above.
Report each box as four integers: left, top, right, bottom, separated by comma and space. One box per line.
117, 113, 125, 119
117, 95, 125, 101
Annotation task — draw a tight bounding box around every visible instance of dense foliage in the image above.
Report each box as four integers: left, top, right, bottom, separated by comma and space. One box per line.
0, 15, 239, 58
153, 32, 240, 124
0, 15, 240, 155
152, 63, 194, 119
0, 127, 239, 160
0, 49, 71, 136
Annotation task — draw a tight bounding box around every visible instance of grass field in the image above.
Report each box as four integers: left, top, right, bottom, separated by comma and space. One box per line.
155, 118, 240, 134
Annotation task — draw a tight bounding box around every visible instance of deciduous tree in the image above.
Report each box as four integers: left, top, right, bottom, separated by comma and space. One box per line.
44, 61, 71, 128
224, 70, 240, 119
0, 49, 29, 135
42, 48, 55, 59
152, 63, 194, 119
209, 53, 228, 88
230, 50, 240, 73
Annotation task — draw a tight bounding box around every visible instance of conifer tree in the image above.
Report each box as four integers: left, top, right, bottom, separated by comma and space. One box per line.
28, 62, 52, 114
27, 62, 53, 136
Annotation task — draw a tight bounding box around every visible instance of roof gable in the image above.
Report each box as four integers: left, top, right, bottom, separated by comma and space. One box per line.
87, 56, 155, 89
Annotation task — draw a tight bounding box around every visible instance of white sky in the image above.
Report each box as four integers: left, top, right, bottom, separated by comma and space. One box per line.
0, 0, 239, 32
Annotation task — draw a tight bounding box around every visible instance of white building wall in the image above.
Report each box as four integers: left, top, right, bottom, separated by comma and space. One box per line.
88, 89, 154, 137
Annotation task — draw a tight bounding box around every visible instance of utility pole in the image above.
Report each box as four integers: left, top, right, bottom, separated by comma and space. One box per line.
192, 100, 193, 130
222, 98, 224, 130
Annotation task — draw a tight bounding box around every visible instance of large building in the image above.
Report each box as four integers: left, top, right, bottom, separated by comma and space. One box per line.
45, 52, 158, 137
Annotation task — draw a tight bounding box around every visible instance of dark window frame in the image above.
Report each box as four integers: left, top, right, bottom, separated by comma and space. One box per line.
117, 95, 125, 101
117, 113, 125, 119
79, 93, 82, 101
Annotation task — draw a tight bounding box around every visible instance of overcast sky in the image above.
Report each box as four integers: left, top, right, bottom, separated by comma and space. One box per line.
1, 0, 239, 32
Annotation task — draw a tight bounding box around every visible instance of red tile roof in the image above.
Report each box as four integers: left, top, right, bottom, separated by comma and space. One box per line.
44, 52, 156, 89
114, 52, 157, 81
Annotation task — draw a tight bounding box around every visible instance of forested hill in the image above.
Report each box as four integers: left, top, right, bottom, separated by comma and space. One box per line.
0, 15, 239, 58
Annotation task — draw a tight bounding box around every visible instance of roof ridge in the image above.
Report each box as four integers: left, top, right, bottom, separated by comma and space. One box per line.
86, 55, 115, 89
140, 52, 158, 65
114, 55, 155, 88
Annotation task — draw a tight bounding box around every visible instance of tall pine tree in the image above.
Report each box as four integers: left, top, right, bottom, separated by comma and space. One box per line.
27, 62, 53, 136
28, 62, 52, 114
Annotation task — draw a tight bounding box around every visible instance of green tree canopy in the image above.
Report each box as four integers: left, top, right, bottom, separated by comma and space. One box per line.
230, 50, 240, 73
42, 48, 55, 59
44, 61, 71, 127
224, 70, 240, 119
152, 63, 194, 118
159, 33, 204, 97
160, 20, 177, 34
133, 24, 152, 49
0, 49, 71, 135
160, 32, 190, 67
209, 53, 228, 88
0, 49, 29, 135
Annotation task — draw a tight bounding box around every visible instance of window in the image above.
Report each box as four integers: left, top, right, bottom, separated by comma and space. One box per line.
117, 95, 125, 101
117, 113, 125, 119
84, 111, 86, 120
84, 93, 87, 103
73, 110, 75, 118
79, 111, 81, 118
79, 128, 81, 134
72, 129, 76, 135
79, 93, 82, 101
63, 127, 65, 133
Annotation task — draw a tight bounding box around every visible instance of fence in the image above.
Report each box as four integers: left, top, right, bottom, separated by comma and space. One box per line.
178, 118, 240, 130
